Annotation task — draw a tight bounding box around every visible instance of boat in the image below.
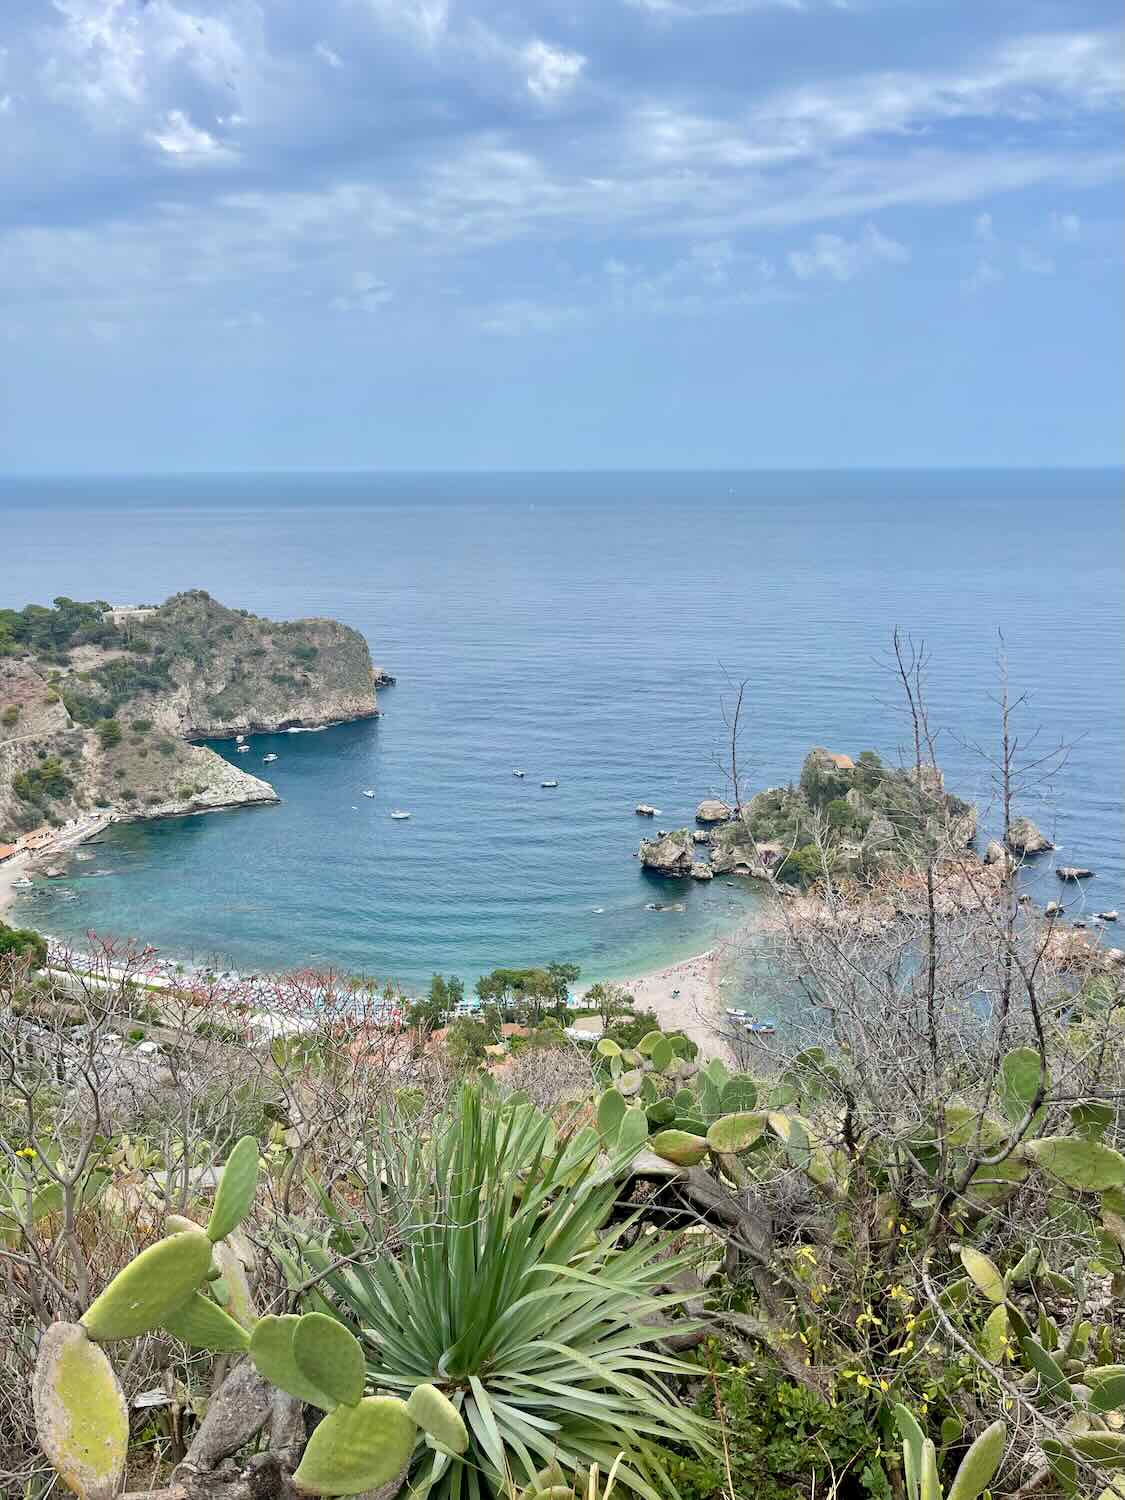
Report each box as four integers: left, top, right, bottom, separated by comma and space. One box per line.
1098, 910, 1119, 922
12, 876, 33, 889
726, 1008, 777, 1036
541, 779, 559, 788
513, 769, 526, 778
237, 744, 250, 753
262, 753, 278, 763
236, 734, 245, 743
390, 810, 411, 820
362, 789, 375, 798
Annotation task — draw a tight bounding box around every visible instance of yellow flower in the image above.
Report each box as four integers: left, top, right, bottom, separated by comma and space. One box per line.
15, 1147, 36, 1159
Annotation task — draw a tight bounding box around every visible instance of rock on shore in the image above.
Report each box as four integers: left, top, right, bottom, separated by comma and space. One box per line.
639, 830, 694, 877
1007, 816, 1053, 855
695, 799, 733, 824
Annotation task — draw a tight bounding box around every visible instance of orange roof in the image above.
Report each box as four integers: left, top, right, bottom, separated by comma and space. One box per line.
827, 753, 855, 771
0, 844, 17, 861
17, 828, 55, 850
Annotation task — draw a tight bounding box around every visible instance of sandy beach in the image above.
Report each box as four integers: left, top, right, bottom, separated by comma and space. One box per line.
575, 944, 731, 1059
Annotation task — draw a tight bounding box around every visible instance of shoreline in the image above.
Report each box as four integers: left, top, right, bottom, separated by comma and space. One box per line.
575, 938, 739, 1060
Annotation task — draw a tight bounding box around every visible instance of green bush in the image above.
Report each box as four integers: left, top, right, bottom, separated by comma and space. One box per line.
130, 718, 152, 733
1, 705, 20, 727
12, 757, 72, 801
0, 921, 48, 968
96, 718, 123, 748
668, 1351, 891, 1500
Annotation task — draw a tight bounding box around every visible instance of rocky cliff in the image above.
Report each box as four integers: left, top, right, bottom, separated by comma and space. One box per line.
0, 592, 382, 840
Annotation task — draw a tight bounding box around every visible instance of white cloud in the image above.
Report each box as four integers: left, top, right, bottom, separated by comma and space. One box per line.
332, 271, 394, 312
788, 224, 908, 281
314, 41, 343, 69
363, 0, 449, 49
974, 211, 994, 242
961, 260, 1002, 294
1052, 210, 1082, 241
523, 40, 586, 102
148, 108, 233, 160
1019, 247, 1055, 274
477, 299, 585, 335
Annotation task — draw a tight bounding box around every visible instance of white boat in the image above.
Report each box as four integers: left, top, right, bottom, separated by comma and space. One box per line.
541, 779, 559, 788
513, 769, 526, 778
390, 810, 411, 820
263, 753, 278, 763
362, 789, 375, 798
12, 876, 33, 889
236, 734, 245, 743
237, 744, 250, 753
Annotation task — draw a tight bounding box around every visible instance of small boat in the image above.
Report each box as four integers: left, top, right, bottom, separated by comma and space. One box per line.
541, 779, 559, 788
236, 734, 245, 743
12, 876, 33, 889
513, 769, 526, 778
237, 745, 250, 753
390, 810, 411, 820
362, 789, 375, 798
1098, 910, 1119, 922
263, 753, 278, 763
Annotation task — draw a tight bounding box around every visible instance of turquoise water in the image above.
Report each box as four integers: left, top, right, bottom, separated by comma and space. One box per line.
2, 470, 1122, 988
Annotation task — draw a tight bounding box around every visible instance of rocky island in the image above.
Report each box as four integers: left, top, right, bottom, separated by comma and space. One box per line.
641, 745, 979, 887
0, 591, 384, 859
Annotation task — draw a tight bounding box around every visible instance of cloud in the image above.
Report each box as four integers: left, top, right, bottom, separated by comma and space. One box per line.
1051, 210, 1081, 241
961, 259, 1002, 294
523, 40, 585, 102
314, 41, 343, 69
331, 271, 394, 312
477, 298, 585, 335
787, 224, 908, 281
974, 211, 994, 242
363, 0, 450, 49
147, 107, 234, 160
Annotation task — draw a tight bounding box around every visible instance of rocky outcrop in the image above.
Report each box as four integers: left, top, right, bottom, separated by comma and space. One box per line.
692, 829, 713, 845
983, 839, 1012, 870
708, 823, 783, 879
689, 862, 714, 880
695, 799, 733, 824
1057, 866, 1094, 881
1007, 816, 1053, 855
639, 830, 694, 877
635, 804, 658, 817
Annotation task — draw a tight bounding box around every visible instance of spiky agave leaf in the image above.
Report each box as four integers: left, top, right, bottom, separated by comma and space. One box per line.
286, 1085, 713, 1500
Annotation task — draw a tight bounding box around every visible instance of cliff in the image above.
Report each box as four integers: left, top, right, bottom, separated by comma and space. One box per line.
0, 591, 381, 841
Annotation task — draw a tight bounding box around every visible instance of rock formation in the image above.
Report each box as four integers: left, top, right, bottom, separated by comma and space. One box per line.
639, 830, 694, 877
695, 799, 733, 824
1007, 816, 1053, 855
689, 862, 714, 880
1057, 866, 1094, 881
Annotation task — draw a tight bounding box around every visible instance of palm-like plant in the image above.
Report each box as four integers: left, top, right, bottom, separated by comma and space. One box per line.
288, 1086, 712, 1500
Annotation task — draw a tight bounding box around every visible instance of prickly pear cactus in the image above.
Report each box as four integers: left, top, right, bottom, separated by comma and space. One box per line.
32, 1322, 129, 1500
206, 1134, 260, 1243
292, 1395, 417, 1497
80, 1228, 213, 1340
406, 1384, 469, 1454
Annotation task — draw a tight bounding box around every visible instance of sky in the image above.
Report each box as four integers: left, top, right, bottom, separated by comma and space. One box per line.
0, 0, 1121, 471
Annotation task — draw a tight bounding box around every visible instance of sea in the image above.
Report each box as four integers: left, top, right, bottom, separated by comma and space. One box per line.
3, 470, 1122, 993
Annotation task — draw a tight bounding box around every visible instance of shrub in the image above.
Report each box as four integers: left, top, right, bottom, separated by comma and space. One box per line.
130, 718, 152, 733
1, 705, 20, 727
96, 717, 123, 748
0, 921, 48, 968
12, 757, 72, 801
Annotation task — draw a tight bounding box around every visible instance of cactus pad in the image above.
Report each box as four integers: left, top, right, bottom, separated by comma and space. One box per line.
406, 1384, 469, 1453
162, 1290, 251, 1352
212, 1237, 256, 1328
615, 1107, 650, 1157
81, 1229, 213, 1341
636, 1031, 664, 1055
207, 1135, 260, 1243
959, 1247, 1006, 1304
595, 1038, 621, 1058
293, 1312, 366, 1408
249, 1314, 335, 1411
998, 1048, 1047, 1124
706, 1112, 766, 1154
293, 1395, 416, 1496
33, 1322, 129, 1500
1022, 1137, 1125, 1191
615, 1069, 643, 1098
650, 1129, 709, 1167
596, 1088, 626, 1142
720, 1076, 758, 1113
945, 1426, 1005, 1500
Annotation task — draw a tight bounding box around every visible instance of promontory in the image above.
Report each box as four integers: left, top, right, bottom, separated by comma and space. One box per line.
0, 590, 385, 844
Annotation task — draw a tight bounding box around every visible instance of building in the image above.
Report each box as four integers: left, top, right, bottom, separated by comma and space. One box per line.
16, 827, 55, 852
0, 843, 17, 863
826, 752, 855, 771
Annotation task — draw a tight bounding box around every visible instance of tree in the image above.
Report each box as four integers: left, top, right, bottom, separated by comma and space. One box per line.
444, 1017, 490, 1070
546, 961, 580, 1009
585, 981, 635, 1031
96, 717, 123, 749
0, 922, 47, 968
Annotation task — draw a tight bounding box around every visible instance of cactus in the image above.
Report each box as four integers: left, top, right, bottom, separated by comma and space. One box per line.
895, 1407, 1005, 1500
596, 1088, 626, 1143
32, 1323, 129, 1500
998, 1047, 1048, 1124
292, 1311, 366, 1407
649, 1129, 709, 1167
406, 1384, 469, 1454
80, 1229, 213, 1340
1021, 1137, 1125, 1191
292, 1395, 417, 1497
211, 1236, 257, 1328
161, 1290, 251, 1353
979, 1305, 1008, 1363
706, 1112, 766, 1155
959, 1247, 1006, 1305
206, 1134, 260, 1243
249, 1314, 335, 1411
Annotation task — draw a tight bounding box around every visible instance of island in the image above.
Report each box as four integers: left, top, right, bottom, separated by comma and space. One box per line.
0, 591, 385, 876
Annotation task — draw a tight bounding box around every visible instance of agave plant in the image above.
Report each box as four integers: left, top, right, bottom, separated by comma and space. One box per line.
287, 1085, 713, 1500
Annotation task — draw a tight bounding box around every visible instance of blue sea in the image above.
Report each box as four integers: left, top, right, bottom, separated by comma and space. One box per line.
3, 471, 1122, 990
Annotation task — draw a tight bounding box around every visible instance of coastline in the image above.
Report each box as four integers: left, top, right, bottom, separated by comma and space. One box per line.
576, 939, 739, 1060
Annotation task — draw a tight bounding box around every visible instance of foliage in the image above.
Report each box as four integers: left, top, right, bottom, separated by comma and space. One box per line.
12, 755, 72, 802
586, 981, 636, 1029
0, 597, 113, 659
285, 1084, 714, 1498
95, 718, 123, 749
0, 921, 48, 967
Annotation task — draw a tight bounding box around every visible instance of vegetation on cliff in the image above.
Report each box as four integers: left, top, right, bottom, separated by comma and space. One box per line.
0, 591, 379, 840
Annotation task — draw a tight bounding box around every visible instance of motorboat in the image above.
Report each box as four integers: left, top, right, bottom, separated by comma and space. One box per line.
263, 753, 278, 763
541, 779, 559, 788
236, 734, 245, 743
362, 789, 375, 798
513, 769, 526, 778
390, 810, 411, 820
237, 744, 250, 753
